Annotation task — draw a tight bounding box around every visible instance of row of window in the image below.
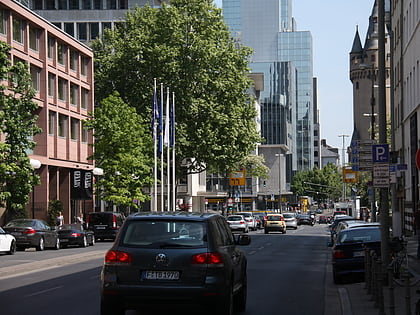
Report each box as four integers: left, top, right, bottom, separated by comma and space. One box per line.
31, 0, 128, 10
48, 110, 89, 141
52, 21, 119, 41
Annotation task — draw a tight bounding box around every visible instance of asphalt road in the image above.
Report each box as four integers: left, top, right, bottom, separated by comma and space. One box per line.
0, 223, 336, 315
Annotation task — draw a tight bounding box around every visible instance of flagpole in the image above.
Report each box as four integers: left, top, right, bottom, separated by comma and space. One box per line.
160, 83, 164, 211
153, 79, 158, 212
165, 87, 170, 211
172, 92, 176, 212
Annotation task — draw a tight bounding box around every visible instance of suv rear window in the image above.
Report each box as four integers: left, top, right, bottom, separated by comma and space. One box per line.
121, 220, 207, 248
267, 215, 282, 221
88, 213, 115, 225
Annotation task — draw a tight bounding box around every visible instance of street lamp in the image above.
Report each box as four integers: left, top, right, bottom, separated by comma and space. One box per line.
30, 159, 41, 219
338, 135, 349, 201
275, 153, 282, 212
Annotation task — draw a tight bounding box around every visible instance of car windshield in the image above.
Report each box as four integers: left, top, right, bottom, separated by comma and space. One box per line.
338, 228, 381, 243
4, 219, 34, 227
283, 214, 295, 218
267, 216, 282, 221
121, 220, 207, 248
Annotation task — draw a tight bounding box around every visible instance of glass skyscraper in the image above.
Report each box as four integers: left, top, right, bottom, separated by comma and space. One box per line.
222, 0, 314, 172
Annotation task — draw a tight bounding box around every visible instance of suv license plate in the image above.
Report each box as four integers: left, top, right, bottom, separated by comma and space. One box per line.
143, 271, 180, 280
353, 251, 365, 257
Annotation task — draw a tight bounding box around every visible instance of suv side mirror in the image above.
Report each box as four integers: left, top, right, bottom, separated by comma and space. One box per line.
236, 234, 251, 246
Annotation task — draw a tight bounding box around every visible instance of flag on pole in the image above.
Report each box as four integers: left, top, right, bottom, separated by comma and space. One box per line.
152, 79, 159, 139
164, 87, 170, 147
158, 84, 163, 155
170, 92, 175, 148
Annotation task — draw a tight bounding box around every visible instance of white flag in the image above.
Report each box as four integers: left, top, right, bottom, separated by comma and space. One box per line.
163, 87, 170, 146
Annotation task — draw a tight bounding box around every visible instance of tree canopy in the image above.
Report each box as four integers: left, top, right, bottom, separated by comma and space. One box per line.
92, 0, 261, 175
84, 92, 153, 208
0, 42, 41, 221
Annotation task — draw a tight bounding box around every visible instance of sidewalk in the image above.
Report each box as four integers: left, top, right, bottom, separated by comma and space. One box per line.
344, 235, 420, 315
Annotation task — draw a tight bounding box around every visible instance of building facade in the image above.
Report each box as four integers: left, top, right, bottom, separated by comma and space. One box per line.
391, 0, 420, 236
0, 0, 95, 225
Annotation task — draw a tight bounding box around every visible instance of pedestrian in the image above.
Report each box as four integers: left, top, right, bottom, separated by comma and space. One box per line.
56, 211, 64, 226
76, 212, 84, 224
414, 208, 420, 259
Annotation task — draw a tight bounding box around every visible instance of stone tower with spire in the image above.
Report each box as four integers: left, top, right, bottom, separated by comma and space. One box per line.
349, 0, 390, 145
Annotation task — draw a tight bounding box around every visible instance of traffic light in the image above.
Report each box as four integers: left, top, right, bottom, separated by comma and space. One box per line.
263, 181, 266, 187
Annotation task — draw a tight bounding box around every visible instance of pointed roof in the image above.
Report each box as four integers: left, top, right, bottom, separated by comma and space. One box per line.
350, 26, 363, 54
364, 0, 379, 51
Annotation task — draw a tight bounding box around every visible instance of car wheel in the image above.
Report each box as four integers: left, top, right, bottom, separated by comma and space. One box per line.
7, 240, 16, 255
282, 229, 287, 234
54, 238, 60, 250
80, 236, 88, 247
100, 297, 124, 315
218, 283, 233, 315
90, 236, 95, 246
36, 237, 45, 251
235, 272, 247, 312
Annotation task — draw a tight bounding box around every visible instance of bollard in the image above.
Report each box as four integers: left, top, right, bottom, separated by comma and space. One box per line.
388, 265, 395, 315
403, 271, 411, 315
366, 248, 372, 292
376, 259, 385, 315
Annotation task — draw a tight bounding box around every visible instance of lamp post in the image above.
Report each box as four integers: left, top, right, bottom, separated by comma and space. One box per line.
338, 135, 349, 201
30, 159, 41, 219
93, 167, 104, 212
275, 153, 282, 212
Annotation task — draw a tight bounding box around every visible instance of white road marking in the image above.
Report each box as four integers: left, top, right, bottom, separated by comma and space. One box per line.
25, 286, 63, 297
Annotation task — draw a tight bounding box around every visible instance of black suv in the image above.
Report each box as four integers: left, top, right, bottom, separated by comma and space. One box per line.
86, 212, 125, 241
100, 212, 251, 315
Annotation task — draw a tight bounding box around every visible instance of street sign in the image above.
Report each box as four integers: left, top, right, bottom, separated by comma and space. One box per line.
373, 163, 389, 187
229, 169, 246, 186
372, 144, 390, 163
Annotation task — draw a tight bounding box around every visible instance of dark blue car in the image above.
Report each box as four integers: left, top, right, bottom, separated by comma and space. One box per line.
328, 226, 381, 284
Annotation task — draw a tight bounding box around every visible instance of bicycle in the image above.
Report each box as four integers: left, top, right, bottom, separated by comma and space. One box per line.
388, 236, 408, 279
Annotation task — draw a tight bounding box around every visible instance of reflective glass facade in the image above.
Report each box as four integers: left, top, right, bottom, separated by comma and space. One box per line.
222, 0, 314, 171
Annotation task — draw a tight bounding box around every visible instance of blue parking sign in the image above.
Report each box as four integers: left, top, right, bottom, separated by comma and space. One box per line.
372, 144, 389, 163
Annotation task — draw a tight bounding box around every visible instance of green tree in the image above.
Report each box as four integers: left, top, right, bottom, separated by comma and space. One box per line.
0, 42, 41, 221
92, 0, 260, 176
290, 164, 342, 203
84, 93, 153, 209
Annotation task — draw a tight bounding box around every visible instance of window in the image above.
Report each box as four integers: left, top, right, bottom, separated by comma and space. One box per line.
58, 0, 68, 9
58, 114, 67, 137
58, 78, 67, 101
70, 50, 78, 71
90, 23, 99, 40
71, 118, 79, 140
102, 22, 112, 32
57, 43, 66, 65
107, 0, 117, 9
64, 23, 74, 37
0, 9, 6, 35
81, 88, 89, 109
13, 16, 23, 43
70, 83, 79, 105
30, 65, 41, 92
77, 23, 87, 41
83, 0, 92, 9
46, 0, 56, 9
29, 26, 39, 51
69, 0, 80, 9
33, 0, 43, 9
81, 121, 88, 142
119, 0, 128, 9
48, 73, 55, 97
81, 56, 88, 76
49, 111, 56, 135
48, 37, 55, 59
94, 0, 102, 9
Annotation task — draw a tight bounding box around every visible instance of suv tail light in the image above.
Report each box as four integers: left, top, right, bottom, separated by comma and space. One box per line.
105, 250, 132, 264
333, 250, 346, 259
112, 215, 117, 229
191, 252, 223, 265
23, 228, 36, 235
71, 233, 82, 237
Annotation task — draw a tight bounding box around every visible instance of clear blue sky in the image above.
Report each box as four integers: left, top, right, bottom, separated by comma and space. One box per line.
214, 0, 375, 162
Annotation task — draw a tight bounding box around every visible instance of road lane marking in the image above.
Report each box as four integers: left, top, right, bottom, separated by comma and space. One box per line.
25, 286, 63, 297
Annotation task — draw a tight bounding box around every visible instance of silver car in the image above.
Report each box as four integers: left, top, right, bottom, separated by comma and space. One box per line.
226, 215, 249, 233
282, 212, 298, 229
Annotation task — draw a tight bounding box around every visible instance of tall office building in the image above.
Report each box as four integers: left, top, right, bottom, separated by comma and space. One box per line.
222, 0, 314, 178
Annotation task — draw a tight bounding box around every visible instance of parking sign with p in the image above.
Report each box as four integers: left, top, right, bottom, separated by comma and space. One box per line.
372, 144, 390, 163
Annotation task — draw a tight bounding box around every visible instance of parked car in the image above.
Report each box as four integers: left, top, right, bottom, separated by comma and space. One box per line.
226, 215, 249, 233
297, 214, 314, 226
0, 226, 16, 255
100, 211, 251, 315
57, 223, 95, 248
318, 215, 328, 224
3, 219, 60, 251
264, 214, 286, 234
329, 216, 356, 242
86, 212, 125, 241
328, 225, 381, 284
282, 212, 298, 229
236, 212, 258, 231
